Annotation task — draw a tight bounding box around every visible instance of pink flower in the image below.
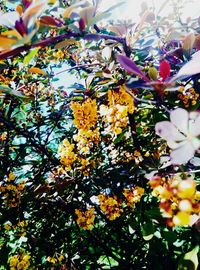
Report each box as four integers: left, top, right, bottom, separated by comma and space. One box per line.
155, 108, 200, 165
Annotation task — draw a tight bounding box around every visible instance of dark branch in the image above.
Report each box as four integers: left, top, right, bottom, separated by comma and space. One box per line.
0, 31, 131, 60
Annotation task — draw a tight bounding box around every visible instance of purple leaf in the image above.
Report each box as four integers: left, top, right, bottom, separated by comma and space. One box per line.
117, 54, 149, 81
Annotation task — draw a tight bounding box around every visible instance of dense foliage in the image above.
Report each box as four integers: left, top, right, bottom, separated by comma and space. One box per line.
0, 0, 199, 269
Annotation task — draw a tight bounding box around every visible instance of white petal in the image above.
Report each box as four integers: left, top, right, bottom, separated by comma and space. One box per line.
173, 51, 200, 80
190, 157, 200, 166
0, 12, 20, 28
155, 121, 185, 142
167, 140, 186, 149
189, 112, 200, 136
170, 142, 195, 165
191, 138, 200, 150
170, 108, 188, 135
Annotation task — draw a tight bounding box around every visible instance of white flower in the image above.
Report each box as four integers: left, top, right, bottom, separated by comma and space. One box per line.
155, 108, 200, 165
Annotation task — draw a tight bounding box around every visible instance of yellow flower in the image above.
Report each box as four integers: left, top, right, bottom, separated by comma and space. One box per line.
150, 175, 199, 227
98, 194, 123, 220
8, 172, 16, 181
58, 139, 76, 171
71, 98, 98, 131
58, 255, 64, 262
47, 256, 57, 264
73, 128, 100, 154
99, 104, 129, 135
123, 186, 144, 206
178, 199, 193, 212
177, 179, 196, 199
75, 207, 95, 230
4, 223, 11, 230
108, 86, 134, 114
9, 255, 19, 267
173, 211, 190, 226
0, 131, 7, 141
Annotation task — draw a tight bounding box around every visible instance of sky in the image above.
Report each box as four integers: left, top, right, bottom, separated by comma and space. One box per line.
100, 0, 200, 21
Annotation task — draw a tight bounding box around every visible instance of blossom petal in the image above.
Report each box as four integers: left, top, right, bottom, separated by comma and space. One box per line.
170, 108, 188, 135
173, 50, 200, 81
167, 140, 186, 149
170, 142, 195, 164
189, 112, 200, 136
191, 138, 200, 150
155, 121, 185, 142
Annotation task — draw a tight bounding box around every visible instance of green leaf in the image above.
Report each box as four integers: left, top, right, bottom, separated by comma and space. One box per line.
141, 221, 154, 241
163, 230, 177, 245
23, 48, 40, 65
97, 256, 119, 267
0, 85, 24, 98
178, 246, 199, 270
113, 129, 126, 144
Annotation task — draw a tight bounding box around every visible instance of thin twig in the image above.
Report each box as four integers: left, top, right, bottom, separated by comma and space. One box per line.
125, 88, 157, 105
53, 63, 102, 77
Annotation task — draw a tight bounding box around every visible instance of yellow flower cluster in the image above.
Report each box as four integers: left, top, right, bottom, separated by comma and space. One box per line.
98, 194, 123, 220
4, 220, 28, 237
0, 131, 7, 141
178, 87, 199, 108
71, 98, 98, 131
15, 220, 29, 237
53, 50, 65, 61
99, 86, 134, 135
58, 139, 76, 171
99, 104, 129, 135
149, 175, 200, 226
73, 128, 100, 154
0, 173, 25, 208
123, 186, 144, 206
9, 253, 31, 270
108, 86, 134, 114
46, 255, 64, 264
75, 207, 95, 230
59, 99, 99, 175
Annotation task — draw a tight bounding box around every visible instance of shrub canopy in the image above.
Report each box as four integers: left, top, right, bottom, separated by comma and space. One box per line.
0, 0, 199, 269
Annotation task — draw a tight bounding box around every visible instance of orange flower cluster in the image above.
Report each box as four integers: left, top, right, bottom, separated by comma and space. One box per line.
149, 175, 200, 226
75, 207, 95, 230
0, 173, 25, 208
123, 186, 144, 206
71, 98, 98, 131
178, 87, 199, 108
98, 194, 123, 220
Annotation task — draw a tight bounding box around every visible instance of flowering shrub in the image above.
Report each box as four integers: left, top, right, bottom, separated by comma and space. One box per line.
0, 0, 199, 269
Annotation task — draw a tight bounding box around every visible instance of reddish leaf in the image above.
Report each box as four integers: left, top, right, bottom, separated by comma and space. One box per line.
117, 54, 149, 81
40, 16, 63, 27
194, 35, 200, 50
79, 18, 86, 31
159, 60, 170, 81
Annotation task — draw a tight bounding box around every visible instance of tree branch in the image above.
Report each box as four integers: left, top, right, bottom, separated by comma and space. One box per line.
0, 31, 131, 60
